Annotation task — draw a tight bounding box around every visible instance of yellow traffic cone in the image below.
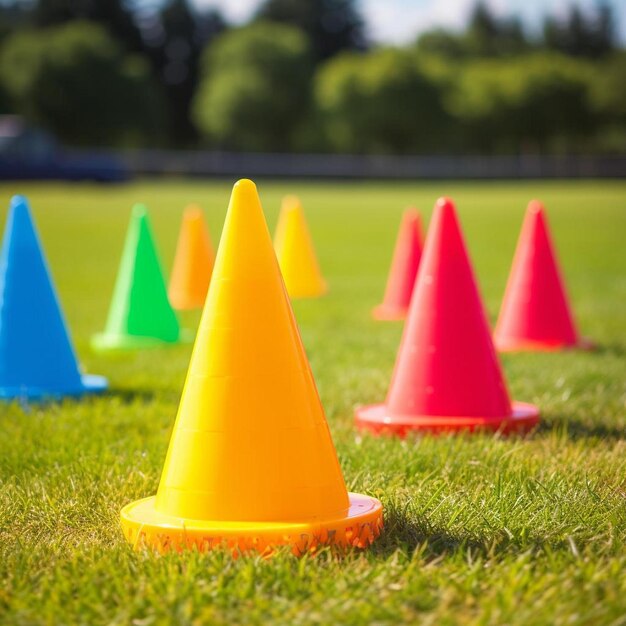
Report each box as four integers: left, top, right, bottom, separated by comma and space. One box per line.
121, 179, 382, 555
168, 205, 215, 311
274, 196, 327, 298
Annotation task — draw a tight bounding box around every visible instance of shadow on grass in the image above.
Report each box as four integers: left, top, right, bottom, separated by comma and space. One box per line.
591, 342, 623, 358
371, 508, 569, 561
105, 387, 180, 405
538, 414, 624, 443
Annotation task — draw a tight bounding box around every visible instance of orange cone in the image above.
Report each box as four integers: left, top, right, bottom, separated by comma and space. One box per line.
168, 205, 215, 310
121, 180, 383, 555
494, 201, 592, 352
356, 197, 539, 436
274, 196, 327, 298
373, 209, 423, 320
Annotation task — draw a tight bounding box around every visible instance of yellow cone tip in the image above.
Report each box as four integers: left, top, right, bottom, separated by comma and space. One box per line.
233, 178, 257, 198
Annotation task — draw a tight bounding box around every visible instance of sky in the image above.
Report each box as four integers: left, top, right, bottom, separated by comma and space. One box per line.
188, 0, 626, 45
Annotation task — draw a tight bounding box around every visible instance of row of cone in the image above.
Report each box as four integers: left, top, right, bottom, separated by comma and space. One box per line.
0, 193, 326, 397
375, 201, 590, 352
0, 181, 591, 557
94, 195, 327, 351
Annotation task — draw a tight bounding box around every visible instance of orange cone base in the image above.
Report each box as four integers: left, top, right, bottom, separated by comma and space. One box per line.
355, 401, 539, 437
495, 336, 595, 353
372, 303, 408, 321
121, 493, 383, 556
169, 293, 205, 311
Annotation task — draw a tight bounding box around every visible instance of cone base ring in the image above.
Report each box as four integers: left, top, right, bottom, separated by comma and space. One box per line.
287, 281, 328, 300
168, 291, 207, 311
355, 401, 539, 436
495, 336, 595, 353
171, 302, 204, 312
0, 373, 108, 400
91, 328, 194, 352
372, 304, 408, 321
120, 492, 383, 555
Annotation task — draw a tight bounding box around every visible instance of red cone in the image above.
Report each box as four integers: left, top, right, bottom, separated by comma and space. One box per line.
373, 209, 423, 320
494, 201, 592, 352
356, 197, 539, 436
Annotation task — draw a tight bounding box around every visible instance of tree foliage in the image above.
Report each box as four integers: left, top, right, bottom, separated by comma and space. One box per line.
316, 49, 447, 153
192, 22, 312, 151
256, 0, 365, 62
543, 3, 615, 58
33, 0, 144, 52
445, 54, 597, 152
0, 21, 165, 146
0, 0, 624, 153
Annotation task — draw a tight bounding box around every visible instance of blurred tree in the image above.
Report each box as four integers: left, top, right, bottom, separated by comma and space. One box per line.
446, 54, 596, 152
146, 0, 226, 144
0, 1, 31, 45
193, 21, 312, 151
29, 0, 226, 145
588, 51, 626, 150
256, 0, 365, 62
465, 2, 528, 56
416, 29, 467, 59
543, 2, 615, 58
590, 52, 626, 120
417, 1, 529, 58
316, 48, 448, 153
0, 21, 165, 146
33, 0, 144, 52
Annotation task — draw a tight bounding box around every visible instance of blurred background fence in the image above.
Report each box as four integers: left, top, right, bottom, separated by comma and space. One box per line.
120, 150, 626, 179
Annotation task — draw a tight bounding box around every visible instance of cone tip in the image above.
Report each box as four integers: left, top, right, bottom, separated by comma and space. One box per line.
132, 203, 149, 220
527, 199, 545, 215
184, 204, 204, 220
434, 196, 456, 217
9, 194, 29, 214
403, 207, 420, 222
233, 178, 257, 193
281, 194, 301, 211
229, 178, 261, 209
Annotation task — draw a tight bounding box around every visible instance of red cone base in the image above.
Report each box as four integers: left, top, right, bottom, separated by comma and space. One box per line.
355, 401, 539, 436
372, 303, 409, 321
496, 337, 595, 353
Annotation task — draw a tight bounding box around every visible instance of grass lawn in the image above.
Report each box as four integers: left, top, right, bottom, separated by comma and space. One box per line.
0, 179, 625, 625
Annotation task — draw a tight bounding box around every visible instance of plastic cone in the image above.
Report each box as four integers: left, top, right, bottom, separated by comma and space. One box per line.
373, 209, 423, 320
356, 197, 539, 436
121, 180, 382, 555
274, 196, 327, 298
0, 196, 107, 399
272, 194, 297, 254
168, 205, 215, 311
494, 201, 592, 352
92, 205, 192, 351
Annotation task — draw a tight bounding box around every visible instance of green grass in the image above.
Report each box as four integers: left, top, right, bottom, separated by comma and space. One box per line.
0, 179, 625, 625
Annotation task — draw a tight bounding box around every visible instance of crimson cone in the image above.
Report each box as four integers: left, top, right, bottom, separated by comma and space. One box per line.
494, 200, 592, 352
373, 209, 423, 321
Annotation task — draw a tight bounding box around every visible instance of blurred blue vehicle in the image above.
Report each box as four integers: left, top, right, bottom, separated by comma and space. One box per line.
0, 116, 129, 182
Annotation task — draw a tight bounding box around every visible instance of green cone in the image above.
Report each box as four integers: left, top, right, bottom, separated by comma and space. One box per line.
92, 204, 192, 351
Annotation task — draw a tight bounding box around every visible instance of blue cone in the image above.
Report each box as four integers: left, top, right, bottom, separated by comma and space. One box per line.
0, 196, 107, 400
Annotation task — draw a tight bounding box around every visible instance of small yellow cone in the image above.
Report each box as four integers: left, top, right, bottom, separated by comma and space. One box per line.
120, 179, 382, 555
274, 196, 327, 298
168, 205, 215, 310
